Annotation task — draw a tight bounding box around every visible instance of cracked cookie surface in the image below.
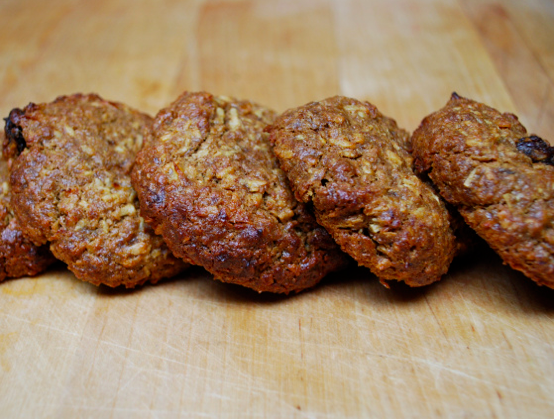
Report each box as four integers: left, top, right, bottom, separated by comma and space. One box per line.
411, 93, 554, 288
4, 94, 188, 287
132, 91, 348, 293
267, 96, 456, 286
1, 134, 55, 281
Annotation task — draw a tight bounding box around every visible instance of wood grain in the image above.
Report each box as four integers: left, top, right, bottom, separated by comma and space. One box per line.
1, 0, 553, 418
333, 0, 516, 130
195, 0, 340, 112
461, 0, 554, 141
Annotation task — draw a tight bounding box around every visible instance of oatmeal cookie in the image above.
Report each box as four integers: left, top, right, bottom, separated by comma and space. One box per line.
1, 135, 54, 281
267, 96, 457, 286
4, 94, 188, 287
131, 91, 348, 293
411, 93, 554, 288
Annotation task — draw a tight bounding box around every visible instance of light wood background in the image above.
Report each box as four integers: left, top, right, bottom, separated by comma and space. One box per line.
1, 0, 553, 418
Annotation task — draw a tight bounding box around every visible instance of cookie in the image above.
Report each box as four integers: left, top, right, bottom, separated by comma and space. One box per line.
267, 96, 457, 286
4, 94, 188, 287
411, 93, 554, 288
1, 134, 55, 281
131, 91, 349, 293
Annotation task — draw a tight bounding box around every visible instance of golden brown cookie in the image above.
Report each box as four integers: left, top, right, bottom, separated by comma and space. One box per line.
411, 93, 554, 288
4, 94, 188, 287
132, 92, 349, 293
267, 96, 457, 286
1, 135, 55, 281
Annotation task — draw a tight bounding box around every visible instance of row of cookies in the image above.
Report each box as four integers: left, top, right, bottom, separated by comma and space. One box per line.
269, 93, 553, 289
1, 91, 552, 291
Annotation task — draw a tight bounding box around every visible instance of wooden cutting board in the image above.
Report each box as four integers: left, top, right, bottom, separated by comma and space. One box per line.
1, 0, 553, 417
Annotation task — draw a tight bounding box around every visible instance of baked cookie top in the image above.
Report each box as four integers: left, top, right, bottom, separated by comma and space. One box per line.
132, 91, 348, 293
1, 136, 55, 281
411, 93, 554, 288
4, 93, 188, 287
268, 96, 457, 286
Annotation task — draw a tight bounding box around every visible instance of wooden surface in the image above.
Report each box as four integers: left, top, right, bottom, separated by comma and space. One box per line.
1, 0, 554, 417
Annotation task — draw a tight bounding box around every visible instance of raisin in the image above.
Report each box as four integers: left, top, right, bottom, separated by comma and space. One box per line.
4, 109, 27, 155
516, 135, 554, 166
